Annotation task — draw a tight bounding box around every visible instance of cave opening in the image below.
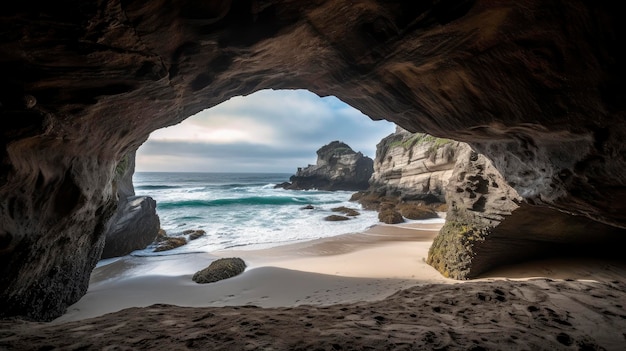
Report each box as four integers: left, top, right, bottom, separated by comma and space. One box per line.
129, 88, 397, 254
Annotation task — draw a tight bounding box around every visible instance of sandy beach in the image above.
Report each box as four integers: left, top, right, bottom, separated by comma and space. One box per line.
2, 221, 626, 350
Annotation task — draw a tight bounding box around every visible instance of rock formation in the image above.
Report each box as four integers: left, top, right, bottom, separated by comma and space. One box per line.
100, 152, 160, 259
192, 258, 247, 284
1, 0, 625, 320
369, 127, 467, 202
278, 141, 374, 191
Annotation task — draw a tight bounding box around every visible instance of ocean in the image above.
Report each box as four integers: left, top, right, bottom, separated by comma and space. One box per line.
131, 172, 382, 255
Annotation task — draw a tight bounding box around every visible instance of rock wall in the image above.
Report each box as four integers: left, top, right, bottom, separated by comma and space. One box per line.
1, 0, 625, 320
369, 127, 467, 203
279, 141, 373, 191
428, 147, 626, 278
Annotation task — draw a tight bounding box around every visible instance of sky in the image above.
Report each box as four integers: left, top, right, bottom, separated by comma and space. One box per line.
135, 89, 396, 173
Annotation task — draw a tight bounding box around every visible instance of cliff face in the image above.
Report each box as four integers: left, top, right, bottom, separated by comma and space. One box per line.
1, 0, 625, 320
280, 141, 373, 191
369, 127, 468, 203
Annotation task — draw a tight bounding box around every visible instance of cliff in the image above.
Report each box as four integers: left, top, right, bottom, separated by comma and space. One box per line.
1, 0, 625, 320
279, 141, 373, 191
368, 127, 468, 203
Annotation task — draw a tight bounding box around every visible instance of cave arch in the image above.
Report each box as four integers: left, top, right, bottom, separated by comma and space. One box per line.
1, 0, 625, 320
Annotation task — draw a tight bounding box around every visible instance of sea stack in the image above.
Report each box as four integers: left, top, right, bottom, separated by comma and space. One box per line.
277, 141, 373, 191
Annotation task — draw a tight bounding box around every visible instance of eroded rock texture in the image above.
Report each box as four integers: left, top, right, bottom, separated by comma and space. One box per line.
1, 0, 625, 319
369, 127, 467, 203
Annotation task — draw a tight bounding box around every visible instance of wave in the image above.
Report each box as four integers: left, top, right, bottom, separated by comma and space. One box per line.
136, 185, 183, 190
217, 182, 275, 189
158, 196, 312, 209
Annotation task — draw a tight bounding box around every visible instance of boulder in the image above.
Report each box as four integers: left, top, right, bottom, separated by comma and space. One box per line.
378, 209, 404, 224
192, 258, 247, 284
397, 204, 439, 220
279, 141, 374, 191
101, 196, 160, 259
324, 215, 350, 221
101, 151, 160, 259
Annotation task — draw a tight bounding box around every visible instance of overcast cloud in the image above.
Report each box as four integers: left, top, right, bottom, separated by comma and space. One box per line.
136, 89, 396, 173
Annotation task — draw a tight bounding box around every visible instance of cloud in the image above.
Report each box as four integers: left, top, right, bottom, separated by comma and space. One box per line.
136, 89, 396, 172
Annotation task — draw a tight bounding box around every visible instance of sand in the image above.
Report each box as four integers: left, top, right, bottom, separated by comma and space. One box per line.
1, 222, 626, 350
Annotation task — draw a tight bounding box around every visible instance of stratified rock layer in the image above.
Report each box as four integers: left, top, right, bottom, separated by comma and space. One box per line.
369, 127, 467, 203
1, 0, 625, 320
281, 141, 373, 191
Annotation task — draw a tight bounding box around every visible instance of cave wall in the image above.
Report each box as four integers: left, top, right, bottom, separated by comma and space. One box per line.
1, 0, 625, 320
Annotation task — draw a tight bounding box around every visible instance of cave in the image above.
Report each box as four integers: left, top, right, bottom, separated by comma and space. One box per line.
1, 0, 625, 321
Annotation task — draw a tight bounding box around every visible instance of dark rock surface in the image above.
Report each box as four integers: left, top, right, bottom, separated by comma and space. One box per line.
192, 258, 246, 284
101, 152, 160, 259
0, 0, 625, 319
331, 206, 360, 217
279, 141, 374, 191
154, 236, 187, 252
397, 204, 438, 220
324, 215, 350, 222
378, 209, 404, 224
101, 196, 160, 259
185, 229, 206, 241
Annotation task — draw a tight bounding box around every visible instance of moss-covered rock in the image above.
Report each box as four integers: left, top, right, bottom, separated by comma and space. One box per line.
426, 220, 489, 279
378, 209, 404, 224
193, 258, 246, 284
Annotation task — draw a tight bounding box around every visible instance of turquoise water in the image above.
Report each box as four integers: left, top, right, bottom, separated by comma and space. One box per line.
132, 172, 381, 255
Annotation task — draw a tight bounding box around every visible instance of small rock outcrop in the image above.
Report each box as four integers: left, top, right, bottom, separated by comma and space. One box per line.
152, 229, 206, 252
192, 258, 247, 284
154, 236, 187, 252
331, 206, 360, 217
324, 215, 350, 221
378, 209, 404, 224
278, 141, 373, 191
185, 229, 206, 241
101, 152, 160, 259
396, 204, 438, 220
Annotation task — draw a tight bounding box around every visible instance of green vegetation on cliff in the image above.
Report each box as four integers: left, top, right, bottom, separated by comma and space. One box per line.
388, 133, 452, 150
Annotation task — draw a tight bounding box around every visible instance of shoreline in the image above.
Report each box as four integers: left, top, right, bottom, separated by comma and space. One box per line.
50, 220, 626, 325
3, 221, 626, 349
53, 221, 450, 323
